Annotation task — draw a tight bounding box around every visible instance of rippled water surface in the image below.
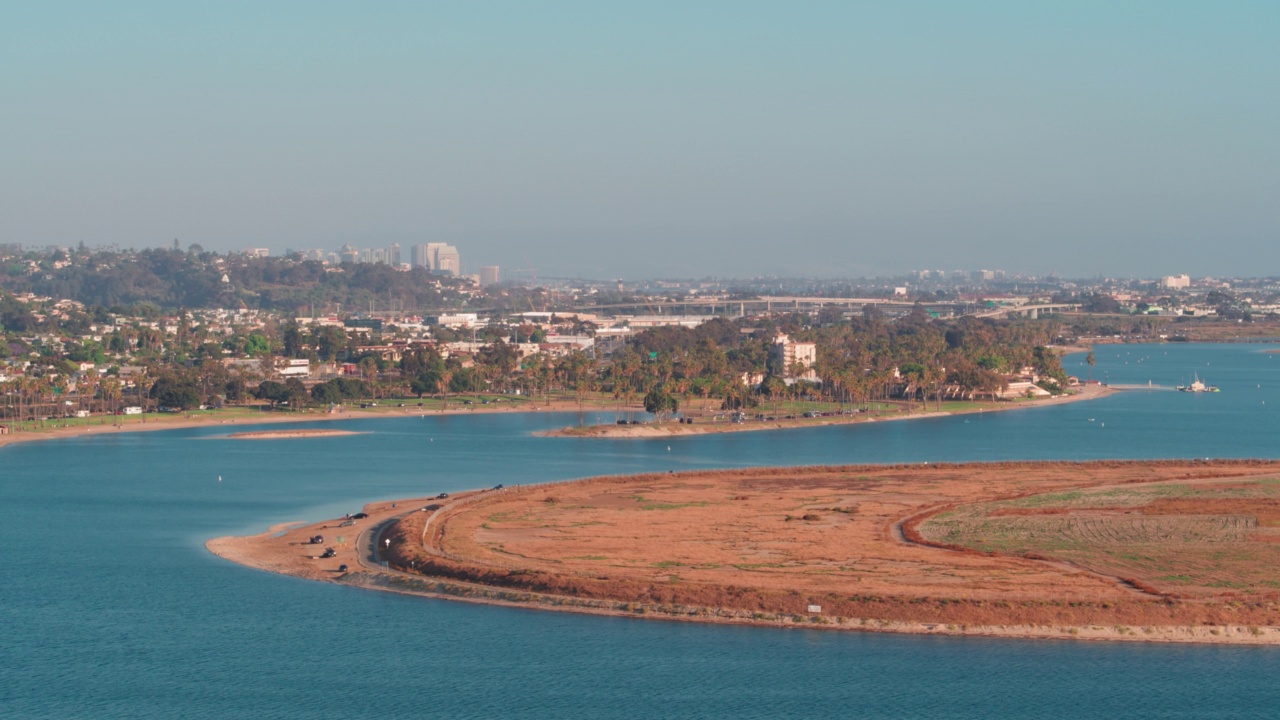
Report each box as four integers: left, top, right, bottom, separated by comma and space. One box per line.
4, 344, 1280, 718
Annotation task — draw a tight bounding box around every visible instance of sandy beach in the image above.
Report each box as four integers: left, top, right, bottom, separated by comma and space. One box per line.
0, 397, 600, 450
210, 460, 1280, 645
1, 384, 1113, 448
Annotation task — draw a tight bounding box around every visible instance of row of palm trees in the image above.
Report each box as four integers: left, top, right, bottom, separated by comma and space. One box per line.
0, 372, 134, 430
3, 314, 1059, 430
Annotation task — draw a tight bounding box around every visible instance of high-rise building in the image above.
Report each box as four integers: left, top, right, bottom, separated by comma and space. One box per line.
435, 245, 460, 275
339, 244, 359, 264
480, 265, 501, 286
389, 244, 401, 266
411, 244, 430, 268
410, 242, 461, 274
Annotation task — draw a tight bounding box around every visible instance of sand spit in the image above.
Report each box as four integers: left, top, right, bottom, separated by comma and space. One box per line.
223, 429, 365, 440
211, 460, 1280, 645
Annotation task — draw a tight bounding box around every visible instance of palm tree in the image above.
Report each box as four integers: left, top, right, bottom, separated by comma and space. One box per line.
438, 368, 454, 407
78, 370, 99, 417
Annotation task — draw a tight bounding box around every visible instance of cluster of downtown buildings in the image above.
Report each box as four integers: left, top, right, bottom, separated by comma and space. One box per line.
269, 242, 500, 286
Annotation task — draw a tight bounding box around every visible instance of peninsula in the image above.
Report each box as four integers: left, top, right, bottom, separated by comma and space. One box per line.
545, 383, 1111, 438
210, 459, 1280, 645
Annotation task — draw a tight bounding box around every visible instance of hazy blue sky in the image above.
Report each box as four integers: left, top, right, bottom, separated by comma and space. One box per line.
4, 2, 1277, 279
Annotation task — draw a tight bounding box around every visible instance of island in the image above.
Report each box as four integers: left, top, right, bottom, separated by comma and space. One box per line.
209, 459, 1280, 644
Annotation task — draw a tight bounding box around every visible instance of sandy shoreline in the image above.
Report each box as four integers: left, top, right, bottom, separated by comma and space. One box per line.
1, 382, 1114, 448
209, 460, 1280, 646
0, 398, 602, 450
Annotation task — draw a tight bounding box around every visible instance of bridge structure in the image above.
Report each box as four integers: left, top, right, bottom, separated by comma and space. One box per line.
352, 298, 1080, 322
970, 303, 1081, 319
560, 296, 977, 319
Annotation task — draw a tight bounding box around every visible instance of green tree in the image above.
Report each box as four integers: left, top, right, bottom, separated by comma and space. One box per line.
282, 325, 304, 358
255, 380, 291, 407
643, 385, 679, 421
244, 333, 270, 356
316, 326, 348, 362
150, 376, 202, 410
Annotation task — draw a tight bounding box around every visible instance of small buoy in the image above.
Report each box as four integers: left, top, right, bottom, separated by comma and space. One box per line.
218, 475, 222, 483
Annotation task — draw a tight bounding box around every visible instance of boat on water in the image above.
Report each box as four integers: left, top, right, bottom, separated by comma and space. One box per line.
1177, 374, 1220, 393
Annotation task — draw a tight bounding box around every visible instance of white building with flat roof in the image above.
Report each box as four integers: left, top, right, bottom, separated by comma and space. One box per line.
772, 334, 818, 381
426, 313, 480, 328
279, 359, 311, 377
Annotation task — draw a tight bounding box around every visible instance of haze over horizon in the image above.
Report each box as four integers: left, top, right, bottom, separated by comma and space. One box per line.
4, 2, 1277, 280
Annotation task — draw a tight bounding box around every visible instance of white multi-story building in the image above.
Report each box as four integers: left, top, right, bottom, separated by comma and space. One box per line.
772, 334, 818, 381
1161, 274, 1191, 289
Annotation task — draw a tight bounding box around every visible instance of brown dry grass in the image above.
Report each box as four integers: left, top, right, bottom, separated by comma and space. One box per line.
917, 475, 1280, 600
385, 460, 1280, 629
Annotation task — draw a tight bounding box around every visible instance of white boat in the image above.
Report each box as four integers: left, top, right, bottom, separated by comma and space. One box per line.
1177, 374, 1220, 393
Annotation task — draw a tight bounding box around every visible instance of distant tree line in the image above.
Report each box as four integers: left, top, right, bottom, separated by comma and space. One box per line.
1, 247, 473, 312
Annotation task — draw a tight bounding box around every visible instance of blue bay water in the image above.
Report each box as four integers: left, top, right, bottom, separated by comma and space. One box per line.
3, 343, 1280, 718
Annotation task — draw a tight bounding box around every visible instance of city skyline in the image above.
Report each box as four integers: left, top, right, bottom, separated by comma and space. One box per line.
4, 2, 1277, 279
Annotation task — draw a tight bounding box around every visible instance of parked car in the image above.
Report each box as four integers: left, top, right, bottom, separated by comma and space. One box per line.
320, 547, 336, 558
351, 512, 368, 520
436, 492, 449, 499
